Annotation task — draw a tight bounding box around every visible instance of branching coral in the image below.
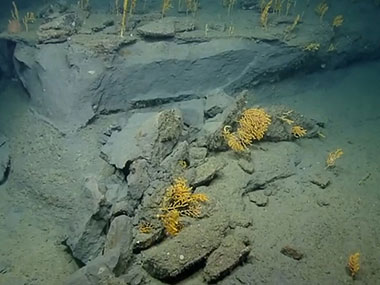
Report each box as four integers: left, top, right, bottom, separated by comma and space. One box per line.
223, 108, 271, 152
158, 177, 208, 235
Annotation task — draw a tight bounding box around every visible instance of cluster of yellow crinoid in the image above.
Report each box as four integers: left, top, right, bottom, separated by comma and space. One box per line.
332, 15, 344, 28
138, 221, 154, 234
158, 177, 208, 235
348, 252, 360, 278
291, 125, 307, 138
325, 148, 343, 168
223, 108, 271, 152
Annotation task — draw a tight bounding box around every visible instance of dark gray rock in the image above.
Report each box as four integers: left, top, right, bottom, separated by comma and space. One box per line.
238, 158, 254, 174
265, 105, 324, 142
66, 176, 112, 264
137, 18, 176, 38
159, 141, 189, 175
127, 159, 150, 201
243, 142, 299, 194
104, 215, 134, 274
204, 90, 233, 119
248, 191, 269, 207
188, 146, 207, 167
203, 235, 251, 283
37, 13, 81, 44
65, 249, 120, 285
13, 42, 105, 133
12, 38, 305, 133
309, 173, 331, 189
101, 109, 183, 169
0, 133, 10, 185
142, 216, 229, 281
192, 156, 226, 187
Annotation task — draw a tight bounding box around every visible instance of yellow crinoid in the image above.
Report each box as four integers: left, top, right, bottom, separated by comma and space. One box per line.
158, 177, 208, 235
223, 108, 271, 152
325, 148, 343, 168
348, 252, 360, 278
332, 15, 344, 28
291, 125, 307, 138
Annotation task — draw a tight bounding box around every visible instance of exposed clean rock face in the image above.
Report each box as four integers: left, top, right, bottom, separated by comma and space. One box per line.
65, 176, 112, 264
101, 109, 183, 169
12, 35, 304, 133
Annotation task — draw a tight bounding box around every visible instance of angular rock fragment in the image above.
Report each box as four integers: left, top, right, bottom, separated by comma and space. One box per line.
101, 109, 183, 169
0, 133, 10, 185
66, 176, 112, 264
137, 18, 175, 39
37, 13, 81, 44
142, 216, 229, 281
203, 235, 251, 283
192, 157, 226, 187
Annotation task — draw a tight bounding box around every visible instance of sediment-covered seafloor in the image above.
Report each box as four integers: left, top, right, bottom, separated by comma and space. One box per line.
1, 0, 380, 284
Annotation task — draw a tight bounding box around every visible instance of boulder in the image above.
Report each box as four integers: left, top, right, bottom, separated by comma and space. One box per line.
66, 176, 112, 264
142, 216, 229, 281
203, 235, 251, 283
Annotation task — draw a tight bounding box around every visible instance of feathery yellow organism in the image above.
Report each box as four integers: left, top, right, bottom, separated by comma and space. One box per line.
158, 177, 208, 235
315, 1, 329, 21
223, 108, 271, 152
325, 148, 343, 168
138, 221, 154, 234
315, 1, 328, 21
22, 12, 35, 32
348, 252, 360, 278
285, 14, 301, 34
328, 43, 337, 52
162, 0, 172, 17
291, 125, 307, 138
130, 0, 137, 15
332, 15, 344, 28
303, 42, 320, 52
261, 0, 273, 29
120, 0, 129, 37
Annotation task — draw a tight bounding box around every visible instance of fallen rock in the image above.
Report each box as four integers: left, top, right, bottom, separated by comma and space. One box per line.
265, 105, 324, 142
104, 215, 134, 274
280, 245, 304, 260
188, 146, 207, 167
66, 176, 112, 264
192, 157, 226, 187
37, 13, 81, 44
238, 158, 254, 174
142, 216, 229, 281
248, 191, 269, 207
309, 173, 330, 189
137, 18, 176, 39
71, 34, 137, 54
204, 90, 234, 119
65, 249, 120, 285
243, 142, 299, 194
0, 133, 10, 185
203, 235, 251, 283
127, 159, 150, 201
101, 109, 183, 169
